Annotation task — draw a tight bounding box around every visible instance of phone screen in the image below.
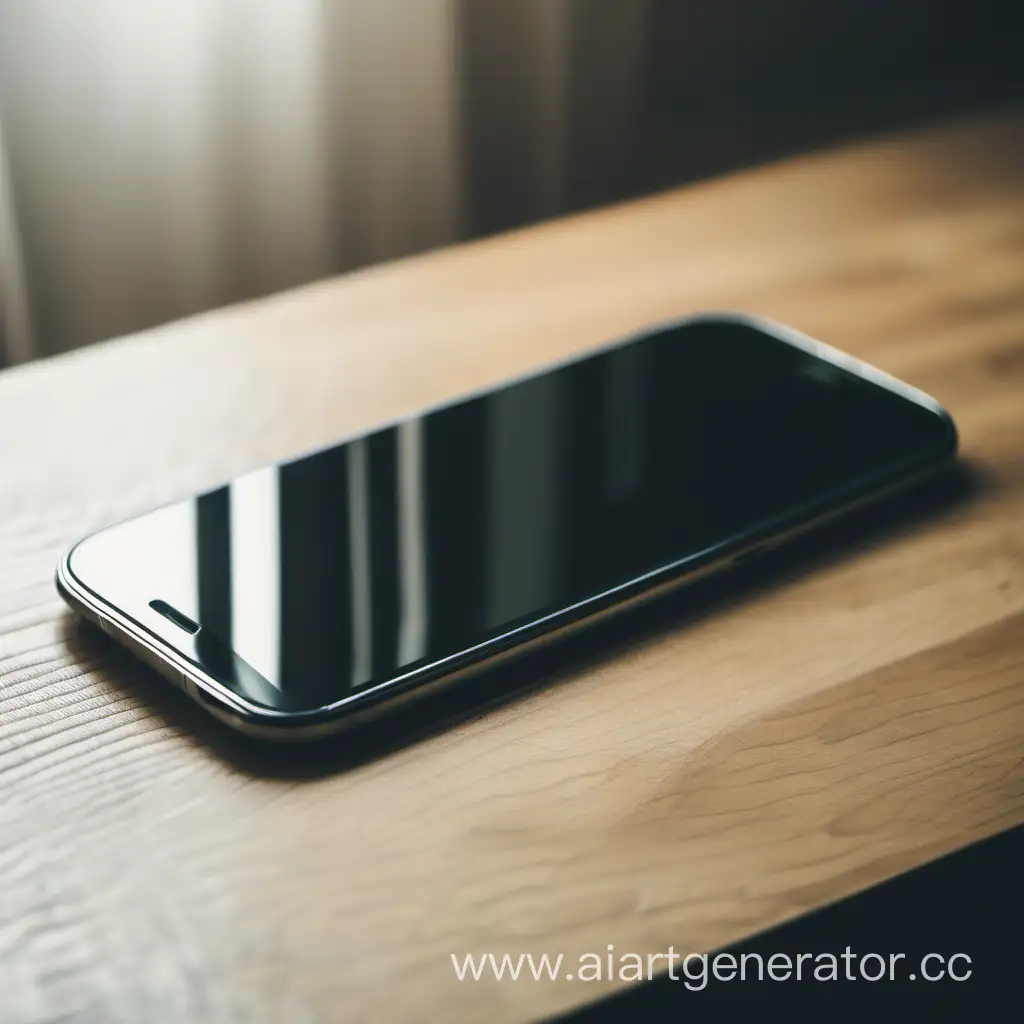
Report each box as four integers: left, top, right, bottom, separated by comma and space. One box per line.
68, 318, 954, 715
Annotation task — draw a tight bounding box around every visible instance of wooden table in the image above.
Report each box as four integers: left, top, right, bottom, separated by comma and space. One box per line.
1, 110, 1022, 1023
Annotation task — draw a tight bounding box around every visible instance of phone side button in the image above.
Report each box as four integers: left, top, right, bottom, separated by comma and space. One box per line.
177, 667, 200, 700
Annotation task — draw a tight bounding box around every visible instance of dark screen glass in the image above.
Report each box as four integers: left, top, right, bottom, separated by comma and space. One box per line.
71, 319, 954, 714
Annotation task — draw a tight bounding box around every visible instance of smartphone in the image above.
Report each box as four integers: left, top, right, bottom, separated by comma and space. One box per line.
57, 314, 957, 740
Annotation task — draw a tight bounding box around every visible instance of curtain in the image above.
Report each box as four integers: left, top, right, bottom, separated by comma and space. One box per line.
0, 0, 649, 364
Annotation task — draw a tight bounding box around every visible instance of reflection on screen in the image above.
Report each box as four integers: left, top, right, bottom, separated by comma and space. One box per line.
72, 320, 951, 711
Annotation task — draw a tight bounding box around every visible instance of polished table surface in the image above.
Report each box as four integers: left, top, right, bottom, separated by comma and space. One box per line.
1, 110, 1022, 1022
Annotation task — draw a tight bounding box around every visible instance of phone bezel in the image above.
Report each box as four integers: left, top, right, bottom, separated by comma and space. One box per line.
55, 313, 958, 740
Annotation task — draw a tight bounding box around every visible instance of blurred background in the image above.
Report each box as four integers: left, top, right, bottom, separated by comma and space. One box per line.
0, 0, 1020, 365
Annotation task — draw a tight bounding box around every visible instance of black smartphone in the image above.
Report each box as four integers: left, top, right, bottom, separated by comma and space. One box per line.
57, 314, 957, 740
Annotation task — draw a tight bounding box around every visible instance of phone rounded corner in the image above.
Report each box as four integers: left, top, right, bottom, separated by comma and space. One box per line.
55, 536, 77, 585
932, 402, 960, 458
56, 528, 105, 599
54, 552, 72, 600
678, 309, 760, 332
54, 545, 87, 609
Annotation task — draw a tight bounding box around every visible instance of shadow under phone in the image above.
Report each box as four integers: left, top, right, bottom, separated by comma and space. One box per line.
60, 459, 981, 780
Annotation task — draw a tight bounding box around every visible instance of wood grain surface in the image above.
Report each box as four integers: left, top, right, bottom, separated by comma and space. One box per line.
1, 110, 1023, 1023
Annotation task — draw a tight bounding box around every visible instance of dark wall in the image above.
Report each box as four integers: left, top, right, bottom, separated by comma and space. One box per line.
458, 0, 1022, 240
643, 0, 1024, 187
